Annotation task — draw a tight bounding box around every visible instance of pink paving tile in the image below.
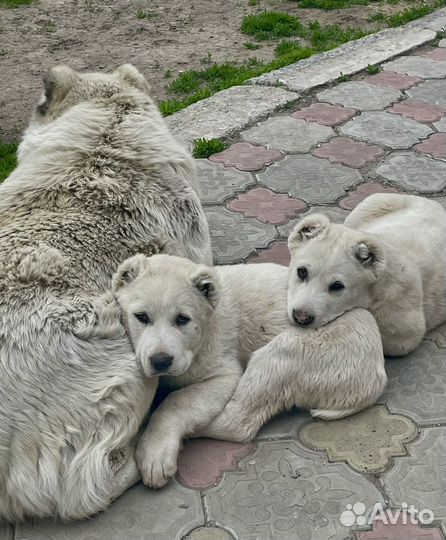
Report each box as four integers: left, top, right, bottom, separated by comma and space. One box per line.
421, 48, 446, 61
209, 142, 282, 172
357, 510, 445, 539
414, 133, 446, 159
292, 103, 357, 126
388, 99, 446, 124
247, 241, 290, 266
366, 71, 423, 90
226, 187, 307, 225
177, 439, 254, 490
339, 183, 401, 210
312, 137, 385, 168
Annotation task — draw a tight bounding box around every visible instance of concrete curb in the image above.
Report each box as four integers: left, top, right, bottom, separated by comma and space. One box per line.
166, 8, 446, 150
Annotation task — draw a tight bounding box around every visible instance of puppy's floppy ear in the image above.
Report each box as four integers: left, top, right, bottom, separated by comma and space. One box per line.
354, 238, 384, 270
112, 254, 147, 292
37, 65, 78, 115
115, 64, 151, 94
288, 214, 330, 251
192, 268, 218, 308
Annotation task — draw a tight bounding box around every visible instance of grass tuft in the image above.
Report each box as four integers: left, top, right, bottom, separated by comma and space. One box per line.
244, 42, 262, 50
0, 0, 32, 6
241, 11, 306, 40
386, 0, 445, 26
0, 139, 18, 183
192, 138, 227, 159
298, 0, 369, 10
366, 64, 380, 74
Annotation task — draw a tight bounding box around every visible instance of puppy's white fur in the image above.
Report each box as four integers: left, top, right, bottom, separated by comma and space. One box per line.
114, 253, 386, 486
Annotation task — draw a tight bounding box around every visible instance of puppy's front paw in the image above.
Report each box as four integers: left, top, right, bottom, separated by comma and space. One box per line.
136, 436, 179, 489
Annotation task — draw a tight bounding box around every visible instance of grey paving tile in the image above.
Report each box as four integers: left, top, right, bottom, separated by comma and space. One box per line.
277, 206, 350, 237
184, 526, 236, 540
406, 79, 446, 109
434, 117, 446, 132
195, 159, 256, 205
205, 206, 277, 264
317, 81, 401, 111
440, 39, 446, 47
16, 482, 204, 540
425, 322, 446, 348
256, 409, 311, 440
258, 155, 362, 204
205, 439, 384, 540
340, 111, 433, 148
376, 152, 446, 192
241, 116, 334, 153
383, 427, 446, 526
383, 56, 446, 78
379, 340, 446, 425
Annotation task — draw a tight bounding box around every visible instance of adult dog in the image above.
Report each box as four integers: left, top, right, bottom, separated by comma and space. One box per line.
0, 64, 211, 521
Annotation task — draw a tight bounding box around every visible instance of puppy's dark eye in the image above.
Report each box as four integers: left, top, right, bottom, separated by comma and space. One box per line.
329, 281, 345, 292
134, 312, 151, 324
176, 314, 191, 326
297, 267, 308, 280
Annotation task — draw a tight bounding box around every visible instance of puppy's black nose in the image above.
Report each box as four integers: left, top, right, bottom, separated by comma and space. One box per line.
150, 353, 173, 373
292, 309, 315, 326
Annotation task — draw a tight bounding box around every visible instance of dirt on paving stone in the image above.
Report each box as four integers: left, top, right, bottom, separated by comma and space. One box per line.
0, 0, 425, 141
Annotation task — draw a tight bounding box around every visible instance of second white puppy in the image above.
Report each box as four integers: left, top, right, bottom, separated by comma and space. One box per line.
113, 251, 386, 489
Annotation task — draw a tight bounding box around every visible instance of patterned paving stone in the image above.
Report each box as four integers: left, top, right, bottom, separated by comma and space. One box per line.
241, 116, 334, 153
366, 71, 422, 90
226, 187, 307, 225
340, 111, 433, 148
256, 409, 312, 440
376, 153, 446, 192
278, 206, 350, 237
177, 439, 254, 490
258, 155, 362, 204
312, 137, 385, 168
209, 142, 282, 172
387, 98, 446, 123
422, 48, 446, 61
414, 133, 446, 159
406, 79, 446, 109
185, 527, 236, 540
339, 183, 400, 210
16, 482, 204, 540
317, 82, 402, 111
434, 117, 446, 132
426, 322, 446, 348
300, 406, 418, 474
292, 103, 357, 126
246, 240, 290, 266
357, 509, 445, 539
205, 207, 277, 264
195, 160, 256, 205
383, 56, 446, 78
380, 340, 446, 425
382, 428, 446, 527
205, 439, 384, 540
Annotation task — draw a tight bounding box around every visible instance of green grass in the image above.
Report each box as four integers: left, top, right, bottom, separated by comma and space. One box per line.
136, 10, 158, 19
0, 0, 32, 6
244, 42, 262, 50
241, 11, 306, 40
367, 64, 380, 74
386, 0, 445, 26
298, 0, 369, 10
192, 138, 227, 159
337, 72, 351, 82
369, 12, 387, 22
0, 140, 18, 183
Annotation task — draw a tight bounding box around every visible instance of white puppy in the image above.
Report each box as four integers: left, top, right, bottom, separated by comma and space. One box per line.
113, 252, 386, 487
287, 193, 446, 356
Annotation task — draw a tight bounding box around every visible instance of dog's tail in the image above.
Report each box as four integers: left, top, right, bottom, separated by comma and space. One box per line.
310, 404, 367, 421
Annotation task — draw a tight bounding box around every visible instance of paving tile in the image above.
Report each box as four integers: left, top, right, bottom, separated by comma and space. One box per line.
380, 340, 446, 425
209, 142, 282, 172
376, 153, 446, 192
422, 48, 446, 61
185, 527, 236, 540
339, 183, 400, 210
387, 99, 446, 123
177, 439, 254, 490
246, 240, 290, 266
414, 133, 446, 159
312, 137, 386, 168
292, 103, 356, 126
366, 71, 422, 90
278, 206, 350, 237
258, 155, 362, 204
382, 428, 446, 527
195, 160, 256, 205
357, 509, 445, 539
406, 79, 446, 109
205, 439, 384, 540
226, 187, 307, 225
317, 82, 402, 111
340, 111, 433, 148
299, 406, 418, 474
205, 206, 277, 264
256, 409, 312, 440
440, 39, 446, 48
241, 116, 334, 153
16, 482, 204, 540
425, 322, 446, 348
383, 56, 446, 78
434, 117, 446, 132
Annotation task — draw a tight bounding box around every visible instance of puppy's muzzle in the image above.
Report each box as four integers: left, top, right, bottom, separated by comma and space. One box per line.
150, 352, 173, 373
292, 309, 315, 326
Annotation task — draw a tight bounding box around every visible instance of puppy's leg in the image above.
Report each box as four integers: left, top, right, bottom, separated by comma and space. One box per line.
136, 369, 240, 489
109, 447, 141, 501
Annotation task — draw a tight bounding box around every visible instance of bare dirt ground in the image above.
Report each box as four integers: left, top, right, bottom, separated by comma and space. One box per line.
0, 0, 419, 141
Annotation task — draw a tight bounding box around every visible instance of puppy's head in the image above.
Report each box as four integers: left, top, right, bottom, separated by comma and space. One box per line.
287, 214, 384, 328
113, 254, 218, 378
